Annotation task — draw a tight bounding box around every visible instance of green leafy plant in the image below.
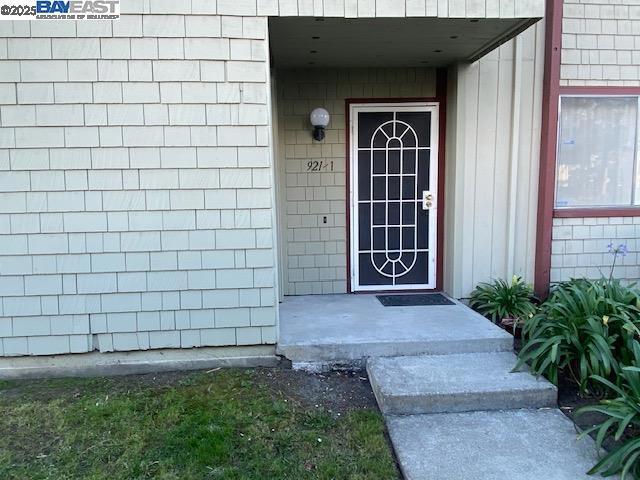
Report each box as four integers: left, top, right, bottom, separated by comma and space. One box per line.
516, 278, 640, 394
577, 341, 640, 479
469, 276, 537, 325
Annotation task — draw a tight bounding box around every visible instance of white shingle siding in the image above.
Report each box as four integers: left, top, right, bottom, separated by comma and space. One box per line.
0, 13, 277, 356
554, 0, 640, 282
105, 0, 544, 18
277, 68, 436, 295
551, 217, 640, 284
561, 0, 640, 86
0, 1, 544, 357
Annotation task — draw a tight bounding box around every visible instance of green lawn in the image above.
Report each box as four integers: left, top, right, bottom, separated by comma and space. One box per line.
0, 368, 398, 480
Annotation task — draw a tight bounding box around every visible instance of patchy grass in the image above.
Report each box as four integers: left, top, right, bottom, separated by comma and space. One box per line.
0, 368, 398, 480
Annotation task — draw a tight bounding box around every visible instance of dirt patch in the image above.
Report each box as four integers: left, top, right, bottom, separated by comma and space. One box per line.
0, 366, 379, 417
555, 371, 640, 453
254, 368, 378, 416
556, 373, 604, 431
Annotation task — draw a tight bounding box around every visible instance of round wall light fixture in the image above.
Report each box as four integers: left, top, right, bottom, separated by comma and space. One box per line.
310, 107, 330, 141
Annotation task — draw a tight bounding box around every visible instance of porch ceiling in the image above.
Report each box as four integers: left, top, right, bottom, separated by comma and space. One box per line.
268, 17, 539, 68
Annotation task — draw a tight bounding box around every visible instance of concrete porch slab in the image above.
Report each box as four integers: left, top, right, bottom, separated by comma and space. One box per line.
277, 294, 512, 366
387, 409, 604, 480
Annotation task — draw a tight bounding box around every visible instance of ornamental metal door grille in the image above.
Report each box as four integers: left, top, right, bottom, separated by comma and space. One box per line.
350, 104, 438, 291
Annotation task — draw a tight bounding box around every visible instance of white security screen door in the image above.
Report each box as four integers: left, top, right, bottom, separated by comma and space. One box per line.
350, 103, 438, 291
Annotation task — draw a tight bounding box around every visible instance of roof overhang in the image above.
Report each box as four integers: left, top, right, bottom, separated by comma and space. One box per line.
269, 16, 542, 68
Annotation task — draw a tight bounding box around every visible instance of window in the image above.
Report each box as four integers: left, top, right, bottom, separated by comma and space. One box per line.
555, 96, 640, 208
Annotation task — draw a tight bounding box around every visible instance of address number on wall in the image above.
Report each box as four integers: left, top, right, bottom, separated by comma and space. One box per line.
306, 160, 334, 172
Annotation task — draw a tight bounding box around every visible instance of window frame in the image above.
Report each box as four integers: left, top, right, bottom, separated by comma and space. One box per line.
554, 93, 640, 216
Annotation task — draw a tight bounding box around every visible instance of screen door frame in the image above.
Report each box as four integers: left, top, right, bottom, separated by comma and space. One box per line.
348, 102, 439, 292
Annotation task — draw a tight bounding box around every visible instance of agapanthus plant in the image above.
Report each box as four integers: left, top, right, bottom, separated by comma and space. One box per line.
608, 242, 629, 282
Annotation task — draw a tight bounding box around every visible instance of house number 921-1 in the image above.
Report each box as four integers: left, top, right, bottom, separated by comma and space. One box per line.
306, 161, 334, 172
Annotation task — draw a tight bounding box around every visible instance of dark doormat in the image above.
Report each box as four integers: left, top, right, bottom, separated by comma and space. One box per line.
376, 293, 455, 307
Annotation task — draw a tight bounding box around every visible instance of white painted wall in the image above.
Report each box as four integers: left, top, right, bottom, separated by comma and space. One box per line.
445, 22, 545, 298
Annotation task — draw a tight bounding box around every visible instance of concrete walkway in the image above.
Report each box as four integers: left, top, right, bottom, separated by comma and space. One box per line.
386, 409, 604, 480
368, 351, 606, 479
278, 294, 609, 479
365, 339, 607, 477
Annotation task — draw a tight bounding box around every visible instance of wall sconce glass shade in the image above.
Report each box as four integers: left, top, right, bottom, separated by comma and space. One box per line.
310, 107, 330, 141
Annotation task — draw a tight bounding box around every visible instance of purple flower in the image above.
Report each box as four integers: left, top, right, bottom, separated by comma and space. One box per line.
607, 242, 628, 282
608, 243, 628, 257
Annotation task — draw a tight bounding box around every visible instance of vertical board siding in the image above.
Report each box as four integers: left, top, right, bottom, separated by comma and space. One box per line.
493, 47, 515, 278
454, 59, 480, 297
474, 51, 501, 285
517, 22, 544, 291
446, 22, 544, 298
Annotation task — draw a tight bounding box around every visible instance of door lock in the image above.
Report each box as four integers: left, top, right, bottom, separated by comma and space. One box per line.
422, 191, 434, 210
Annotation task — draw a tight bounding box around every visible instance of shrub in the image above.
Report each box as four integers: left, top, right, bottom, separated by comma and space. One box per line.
577, 341, 640, 479
516, 278, 640, 394
468, 276, 537, 325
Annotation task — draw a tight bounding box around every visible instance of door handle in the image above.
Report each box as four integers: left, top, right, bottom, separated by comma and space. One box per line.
422, 191, 434, 210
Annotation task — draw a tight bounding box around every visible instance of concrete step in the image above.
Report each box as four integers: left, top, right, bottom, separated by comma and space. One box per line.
367, 352, 557, 415
387, 409, 603, 480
